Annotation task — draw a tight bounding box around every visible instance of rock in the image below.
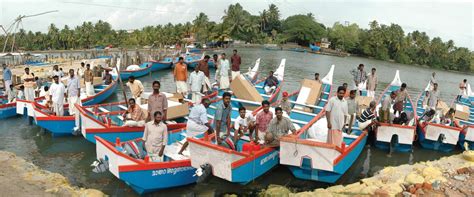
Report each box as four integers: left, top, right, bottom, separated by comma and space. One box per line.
405, 173, 424, 185
453, 175, 467, 181
422, 182, 432, 190
374, 188, 389, 197
402, 191, 411, 197
326, 185, 344, 193
381, 183, 404, 196
456, 167, 470, 174
414, 183, 422, 189
415, 188, 425, 196
462, 150, 474, 161
408, 186, 416, 194
263, 185, 291, 197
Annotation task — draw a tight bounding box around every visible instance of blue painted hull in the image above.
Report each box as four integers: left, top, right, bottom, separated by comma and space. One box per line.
374, 141, 413, 152
119, 63, 152, 80
150, 60, 172, 72
119, 167, 197, 194
289, 135, 367, 183
231, 150, 279, 184
416, 126, 456, 152
459, 132, 474, 150
0, 105, 17, 119
83, 83, 118, 106
86, 130, 143, 144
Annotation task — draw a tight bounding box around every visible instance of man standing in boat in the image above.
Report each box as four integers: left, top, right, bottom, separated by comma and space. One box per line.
77, 62, 85, 78
178, 98, 214, 155
197, 55, 211, 93
214, 92, 232, 144
380, 91, 397, 123
394, 83, 408, 116
428, 83, 440, 110
174, 57, 188, 97
2, 64, 13, 102
216, 53, 230, 90
147, 81, 168, 122
126, 76, 144, 105
350, 64, 367, 96
429, 72, 436, 90
326, 86, 348, 147
367, 68, 378, 98
84, 64, 95, 96
230, 49, 241, 80
66, 69, 81, 122
188, 66, 205, 104
142, 111, 167, 162
264, 107, 296, 147
50, 75, 65, 116
21, 67, 35, 101
457, 79, 467, 101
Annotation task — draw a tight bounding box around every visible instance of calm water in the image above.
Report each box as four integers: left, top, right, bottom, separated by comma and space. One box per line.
0, 48, 471, 196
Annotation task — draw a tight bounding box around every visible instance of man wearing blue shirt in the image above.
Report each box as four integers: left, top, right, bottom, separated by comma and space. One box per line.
2, 64, 13, 101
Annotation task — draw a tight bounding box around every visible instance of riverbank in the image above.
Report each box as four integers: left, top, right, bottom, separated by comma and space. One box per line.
260, 150, 474, 196
0, 151, 105, 196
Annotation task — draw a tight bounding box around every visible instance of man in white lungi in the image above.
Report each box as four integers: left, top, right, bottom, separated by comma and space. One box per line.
367, 68, 378, 98
21, 67, 36, 101
216, 53, 230, 90
230, 49, 241, 80
173, 57, 188, 96
188, 66, 205, 104
2, 64, 13, 102
66, 69, 81, 115
83, 64, 95, 96
126, 76, 144, 105
142, 111, 167, 162
326, 86, 348, 147
196, 55, 212, 93
178, 98, 214, 155
50, 75, 65, 116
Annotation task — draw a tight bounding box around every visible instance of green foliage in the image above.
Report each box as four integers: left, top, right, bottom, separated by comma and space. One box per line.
282, 14, 326, 46
1, 4, 471, 72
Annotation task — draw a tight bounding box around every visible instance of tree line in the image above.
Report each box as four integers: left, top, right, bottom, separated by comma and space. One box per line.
1, 3, 472, 72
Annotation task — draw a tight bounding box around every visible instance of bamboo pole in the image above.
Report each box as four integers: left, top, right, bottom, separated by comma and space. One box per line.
115, 50, 129, 107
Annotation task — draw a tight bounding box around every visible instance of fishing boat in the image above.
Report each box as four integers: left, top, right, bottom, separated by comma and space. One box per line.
374, 70, 417, 152
0, 95, 17, 119
117, 62, 153, 80
94, 125, 198, 194
149, 57, 173, 72
309, 44, 321, 51
222, 59, 285, 112
456, 83, 474, 150
279, 110, 368, 183
174, 53, 202, 69
243, 58, 261, 84
415, 82, 463, 152
76, 92, 193, 144
284, 64, 334, 126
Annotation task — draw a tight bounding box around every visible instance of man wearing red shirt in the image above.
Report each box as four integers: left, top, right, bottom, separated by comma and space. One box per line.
230, 49, 241, 80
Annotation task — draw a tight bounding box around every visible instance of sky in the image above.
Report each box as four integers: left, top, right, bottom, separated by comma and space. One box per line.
0, 0, 472, 50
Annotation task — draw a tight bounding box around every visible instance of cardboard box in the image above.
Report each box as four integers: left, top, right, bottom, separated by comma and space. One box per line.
355, 96, 373, 115
454, 104, 469, 121
230, 75, 263, 110
167, 100, 190, 120
436, 101, 450, 115
294, 79, 322, 112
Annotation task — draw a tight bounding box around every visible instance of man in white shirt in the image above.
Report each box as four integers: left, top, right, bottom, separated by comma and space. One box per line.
216, 53, 230, 90
188, 66, 205, 104
66, 69, 81, 115
126, 76, 144, 105
326, 86, 349, 147
49, 75, 66, 116
51, 65, 62, 79
178, 98, 214, 155
234, 106, 256, 142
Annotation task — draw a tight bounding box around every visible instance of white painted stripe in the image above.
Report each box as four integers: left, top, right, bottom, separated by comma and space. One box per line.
118, 105, 128, 110
98, 107, 110, 113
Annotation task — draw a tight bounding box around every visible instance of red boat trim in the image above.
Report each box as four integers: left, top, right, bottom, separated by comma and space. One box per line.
231, 147, 274, 169
333, 131, 367, 165
187, 137, 250, 157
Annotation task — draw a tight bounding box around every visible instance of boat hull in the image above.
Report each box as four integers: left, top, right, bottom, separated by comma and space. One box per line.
150, 60, 172, 72
0, 103, 17, 119
120, 63, 152, 80
459, 126, 474, 150
374, 124, 415, 152
416, 122, 461, 152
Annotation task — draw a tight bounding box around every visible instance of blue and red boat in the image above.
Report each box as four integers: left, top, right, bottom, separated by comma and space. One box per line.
456, 83, 474, 150
148, 57, 173, 72
28, 79, 118, 136
374, 70, 417, 152
94, 125, 197, 194
279, 111, 367, 183
415, 82, 463, 152
117, 63, 153, 80
0, 95, 17, 119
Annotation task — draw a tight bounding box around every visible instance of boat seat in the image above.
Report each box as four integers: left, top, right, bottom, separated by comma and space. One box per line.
94, 88, 104, 92
165, 120, 177, 124
118, 105, 128, 110
98, 107, 110, 113
164, 142, 189, 161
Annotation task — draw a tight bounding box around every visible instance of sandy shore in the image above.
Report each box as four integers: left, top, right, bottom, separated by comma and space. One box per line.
0, 151, 106, 197
260, 150, 474, 197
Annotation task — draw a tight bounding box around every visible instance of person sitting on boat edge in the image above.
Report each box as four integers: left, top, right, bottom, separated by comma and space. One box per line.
277, 91, 291, 115
256, 100, 273, 143
326, 86, 349, 148
263, 71, 279, 95
142, 111, 167, 162
264, 107, 297, 147
215, 92, 232, 144
178, 98, 214, 155
441, 108, 455, 126
123, 98, 146, 127
358, 101, 377, 130
102, 69, 113, 85
234, 106, 256, 142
